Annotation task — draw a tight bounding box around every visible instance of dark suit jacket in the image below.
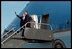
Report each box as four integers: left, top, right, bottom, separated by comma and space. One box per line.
16, 14, 32, 28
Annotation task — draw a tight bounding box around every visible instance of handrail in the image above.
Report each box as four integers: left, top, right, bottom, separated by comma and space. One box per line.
1, 22, 53, 45
39, 23, 53, 30
25, 22, 53, 30
1, 27, 15, 38
1, 23, 26, 45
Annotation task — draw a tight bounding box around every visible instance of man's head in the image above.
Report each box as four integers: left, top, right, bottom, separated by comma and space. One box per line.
23, 11, 28, 17
24, 11, 28, 15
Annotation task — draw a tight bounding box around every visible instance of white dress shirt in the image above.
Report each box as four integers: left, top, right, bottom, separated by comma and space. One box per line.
22, 16, 25, 20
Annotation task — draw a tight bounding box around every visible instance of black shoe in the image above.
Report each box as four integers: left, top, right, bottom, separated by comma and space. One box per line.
21, 35, 25, 38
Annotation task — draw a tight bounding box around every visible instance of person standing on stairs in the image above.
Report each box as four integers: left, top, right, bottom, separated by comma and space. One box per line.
15, 11, 32, 38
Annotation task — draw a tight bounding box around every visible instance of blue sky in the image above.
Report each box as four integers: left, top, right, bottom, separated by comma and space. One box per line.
1, 1, 29, 34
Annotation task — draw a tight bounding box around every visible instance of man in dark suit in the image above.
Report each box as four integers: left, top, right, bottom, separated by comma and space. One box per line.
15, 11, 32, 37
